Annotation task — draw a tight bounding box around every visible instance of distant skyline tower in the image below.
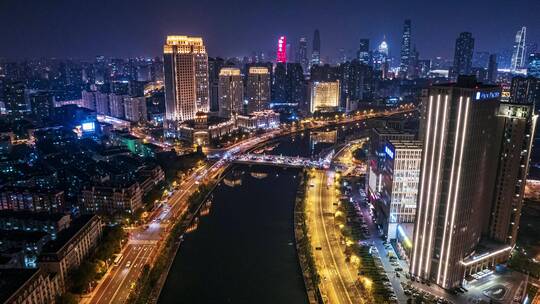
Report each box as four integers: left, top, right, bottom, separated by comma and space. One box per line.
311, 29, 321, 66
163, 35, 209, 134
297, 37, 309, 73
399, 19, 412, 78
487, 54, 498, 83
277, 36, 287, 63
378, 37, 389, 56
451, 32, 475, 79
357, 39, 370, 65
511, 26, 527, 71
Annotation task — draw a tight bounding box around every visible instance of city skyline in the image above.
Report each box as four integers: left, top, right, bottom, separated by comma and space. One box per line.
1, 0, 540, 60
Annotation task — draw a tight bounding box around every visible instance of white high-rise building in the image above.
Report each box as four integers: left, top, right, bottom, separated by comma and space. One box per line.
380, 140, 422, 240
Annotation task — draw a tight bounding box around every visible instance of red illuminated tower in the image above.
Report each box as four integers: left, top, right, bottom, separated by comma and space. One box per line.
277, 36, 287, 63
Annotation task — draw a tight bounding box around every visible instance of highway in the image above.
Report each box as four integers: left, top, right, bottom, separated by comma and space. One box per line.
307, 170, 363, 304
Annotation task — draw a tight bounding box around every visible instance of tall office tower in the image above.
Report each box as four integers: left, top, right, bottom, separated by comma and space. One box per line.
380, 140, 422, 240
511, 27, 527, 71
488, 78, 536, 247
487, 54, 498, 84
246, 67, 270, 113
527, 53, 540, 78
399, 19, 412, 78
218, 67, 244, 118
310, 80, 340, 113
297, 37, 309, 73
272, 63, 287, 103
277, 36, 287, 63
357, 39, 370, 65
411, 76, 502, 289
311, 29, 321, 67
286, 63, 306, 107
451, 32, 475, 79
208, 57, 225, 112
163, 36, 209, 132
4, 81, 29, 120
338, 60, 374, 106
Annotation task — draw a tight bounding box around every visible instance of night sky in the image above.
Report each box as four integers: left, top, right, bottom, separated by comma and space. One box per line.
1, 0, 539, 61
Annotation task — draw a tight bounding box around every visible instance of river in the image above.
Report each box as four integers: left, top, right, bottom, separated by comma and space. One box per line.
158, 123, 371, 303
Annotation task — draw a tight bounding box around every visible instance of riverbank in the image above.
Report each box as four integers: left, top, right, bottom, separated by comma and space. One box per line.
126, 180, 219, 304
294, 170, 322, 304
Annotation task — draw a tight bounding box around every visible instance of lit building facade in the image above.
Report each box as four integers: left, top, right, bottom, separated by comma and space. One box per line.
246, 67, 271, 113
163, 36, 209, 136
218, 67, 244, 118
310, 81, 340, 113
380, 140, 422, 240
411, 76, 503, 289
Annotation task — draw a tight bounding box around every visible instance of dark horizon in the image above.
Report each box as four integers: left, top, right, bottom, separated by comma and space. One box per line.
1, 0, 540, 61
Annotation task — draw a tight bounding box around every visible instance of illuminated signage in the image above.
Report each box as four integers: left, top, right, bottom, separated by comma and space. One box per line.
81, 122, 96, 132
475, 91, 500, 100
277, 36, 287, 63
385, 145, 394, 159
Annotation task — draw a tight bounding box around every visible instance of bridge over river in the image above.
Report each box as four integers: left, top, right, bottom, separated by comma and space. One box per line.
231, 153, 328, 168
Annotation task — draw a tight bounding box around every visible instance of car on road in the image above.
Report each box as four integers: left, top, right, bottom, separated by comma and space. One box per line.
125, 261, 132, 268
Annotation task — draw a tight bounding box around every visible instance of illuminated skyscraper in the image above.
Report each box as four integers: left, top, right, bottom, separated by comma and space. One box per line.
399, 19, 412, 78
246, 67, 270, 113
311, 29, 321, 67
487, 54, 498, 84
411, 76, 502, 289
297, 37, 309, 73
277, 36, 287, 63
163, 35, 209, 135
373, 37, 389, 77
218, 67, 243, 118
511, 27, 527, 71
451, 32, 475, 79
357, 39, 370, 65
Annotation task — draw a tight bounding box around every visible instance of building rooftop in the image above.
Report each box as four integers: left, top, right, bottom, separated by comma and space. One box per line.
0, 210, 69, 223
0, 229, 48, 242
388, 140, 423, 149
434, 75, 499, 89
40, 214, 98, 255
